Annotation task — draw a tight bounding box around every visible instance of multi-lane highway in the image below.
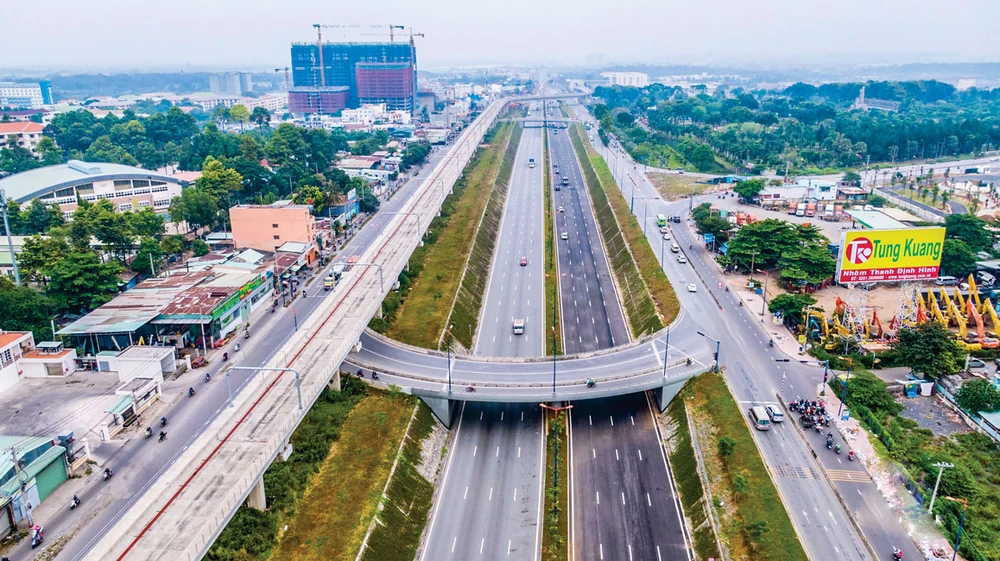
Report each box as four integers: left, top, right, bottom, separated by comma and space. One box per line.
572, 100, 919, 561
422, 116, 546, 561
550, 108, 629, 352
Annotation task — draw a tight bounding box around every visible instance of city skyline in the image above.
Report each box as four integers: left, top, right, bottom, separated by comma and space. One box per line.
2, 0, 998, 71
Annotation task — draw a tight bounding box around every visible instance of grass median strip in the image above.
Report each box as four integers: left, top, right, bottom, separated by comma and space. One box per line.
569, 123, 674, 338
357, 403, 436, 561
371, 121, 514, 349
448, 123, 523, 349
681, 373, 808, 561
544, 116, 562, 356
541, 409, 569, 561
206, 378, 369, 561
268, 389, 416, 561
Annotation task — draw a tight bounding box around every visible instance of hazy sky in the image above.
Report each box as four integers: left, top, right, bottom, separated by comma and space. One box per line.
3, 0, 999, 71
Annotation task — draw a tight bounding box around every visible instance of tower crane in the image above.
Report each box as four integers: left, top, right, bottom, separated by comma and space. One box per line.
273, 67, 290, 90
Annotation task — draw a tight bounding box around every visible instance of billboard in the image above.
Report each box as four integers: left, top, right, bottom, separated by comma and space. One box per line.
836, 227, 945, 284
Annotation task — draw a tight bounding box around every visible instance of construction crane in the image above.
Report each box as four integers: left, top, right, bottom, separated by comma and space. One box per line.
273, 67, 290, 91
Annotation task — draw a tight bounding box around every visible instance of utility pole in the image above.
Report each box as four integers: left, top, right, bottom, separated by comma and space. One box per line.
927, 461, 954, 514
1, 189, 22, 286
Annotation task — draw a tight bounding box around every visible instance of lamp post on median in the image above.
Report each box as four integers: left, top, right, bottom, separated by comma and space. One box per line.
757, 269, 769, 319
384, 211, 422, 237
697, 331, 721, 373
552, 326, 558, 395
662, 324, 670, 383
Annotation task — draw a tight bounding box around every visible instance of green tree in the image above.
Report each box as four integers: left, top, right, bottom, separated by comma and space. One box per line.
160, 234, 185, 256
228, 104, 250, 132
893, 322, 964, 379
0, 277, 57, 339
836, 370, 903, 416
18, 199, 64, 234
15, 234, 68, 284
35, 137, 63, 166
940, 239, 977, 278
91, 207, 135, 262
768, 293, 817, 327
130, 237, 164, 276
690, 143, 715, 170
84, 135, 138, 165
615, 111, 635, 128
0, 135, 42, 174
129, 207, 165, 238
955, 378, 1000, 413
718, 435, 736, 457
695, 215, 734, 242
169, 187, 219, 231
47, 252, 123, 312
195, 156, 244, 199
733, 178, 765, 200
944, 214, 993, 254
779, 244, 836, 285
250, 107, 271, 131
842, 170, 862, 185
192, 239, 210, 257
728, 219, 798, 270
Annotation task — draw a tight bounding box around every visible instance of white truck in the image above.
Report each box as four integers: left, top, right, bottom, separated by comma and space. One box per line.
513, 319, 525, 335
528, 158, 535, 169
796, 202, 807, 217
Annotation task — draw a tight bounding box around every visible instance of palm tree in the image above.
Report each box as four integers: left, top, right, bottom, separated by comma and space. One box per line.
932, 184, 940, 204
941, 191, 951, 209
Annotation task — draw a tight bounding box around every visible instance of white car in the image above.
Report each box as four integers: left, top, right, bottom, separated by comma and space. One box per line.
558, 206, 564, 213
677, 255, 687, 264
561, 232, 568, 240
686, 283, 697, 292
663, 233, 671, 240
659, 226, 669, 234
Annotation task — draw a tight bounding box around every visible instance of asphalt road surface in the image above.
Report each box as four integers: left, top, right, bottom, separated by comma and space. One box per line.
422, 116, 545, 561
549, 115, 629, 353
43, 145, 457, 561
476, 125, 546, 357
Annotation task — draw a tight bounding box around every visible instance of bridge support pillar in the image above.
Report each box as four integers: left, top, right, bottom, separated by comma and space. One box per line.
247, 477, 266, 510
420, 395, 457, 429
653, 377, 687, 413
329, 368, 341, 392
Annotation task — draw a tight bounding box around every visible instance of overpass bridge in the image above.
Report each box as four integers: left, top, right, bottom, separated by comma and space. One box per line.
81, 92, 696, 561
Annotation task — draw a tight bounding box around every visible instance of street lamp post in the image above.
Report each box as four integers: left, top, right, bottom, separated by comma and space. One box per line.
552, 326, 557, 395
757, 269, 769, 318
697, 331, 721, 373
384, 211, 422, 237
837, 357, 854, 418
445, 325, 453, 395
662, 325, 670, 382
945, 497, 968, 561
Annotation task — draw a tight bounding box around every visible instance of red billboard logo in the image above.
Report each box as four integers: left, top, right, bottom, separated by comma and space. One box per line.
845, 237, 874, 265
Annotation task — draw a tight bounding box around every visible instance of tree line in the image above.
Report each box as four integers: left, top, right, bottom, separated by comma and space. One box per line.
592, 80, 1000, 173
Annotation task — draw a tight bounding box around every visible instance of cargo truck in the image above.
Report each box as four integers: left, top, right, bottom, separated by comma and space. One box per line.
323, 275, 335, 291
805, 203, 816, 217
796, 203, 807, 217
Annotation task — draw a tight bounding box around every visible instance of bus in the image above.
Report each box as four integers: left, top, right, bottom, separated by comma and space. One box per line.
656, 214, 667, 227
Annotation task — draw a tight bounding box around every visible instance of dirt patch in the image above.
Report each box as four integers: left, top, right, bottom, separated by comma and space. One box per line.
646, 172, 712, 201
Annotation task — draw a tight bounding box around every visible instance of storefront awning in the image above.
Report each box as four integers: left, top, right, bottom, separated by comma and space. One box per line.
106, 395, 134, 417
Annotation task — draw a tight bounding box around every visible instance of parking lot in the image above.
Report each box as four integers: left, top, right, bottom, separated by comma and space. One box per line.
708, 193, 856, 243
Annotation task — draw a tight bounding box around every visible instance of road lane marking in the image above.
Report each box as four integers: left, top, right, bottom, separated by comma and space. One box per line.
496, 446, 500, 457
630, 415, 635, 426
501, 412, 504, 421
489, 487, 494, 501
596, 491, 599, 505
599, 544, 604, 560
480, 538, 485, 554
508, 539, 512, 556
615, 449, 620, 461
518, 447, 521, 458
464, 486, 469, 499
513, 488, 517, 502
638, 449, 643, 461
452, 537, 457, 552
473, 445, 478, 457
610, 416, 614, 426
628, 544, 633, 561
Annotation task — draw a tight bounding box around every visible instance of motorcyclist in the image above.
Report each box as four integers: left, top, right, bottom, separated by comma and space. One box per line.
835, 443, 841, 454
188, 387, 195, 397
205, 372, 211, 383
145, 427, 152, 438
159, 431, 167, 442
893, 547, 903, 560
160, 416, 167, 427
235, 342, 241, 352
768, 338, 774, 347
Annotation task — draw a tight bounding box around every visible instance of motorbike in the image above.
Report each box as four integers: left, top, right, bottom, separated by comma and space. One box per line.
686, 357, 692, 366
768, 339, 774, 347
465, 385, 476, 393
160, 416, 167, 427
826, 437, 834, 449
188, 387, 195, 397
30, 525, 43, 549
235, 343, 241, 352
223, 352, 229, 362
145, 427, 152, 439
371, 371, 380, 381
103, 468, 113, 481
835, 443, 842, 454
848, 450, 855, 462
586, 379, 596, 388
159, 431, 167, 442
205, 372, 211, 383
244, 330, 250, 339
893, 547, 903, 560
70, 495, 80, 510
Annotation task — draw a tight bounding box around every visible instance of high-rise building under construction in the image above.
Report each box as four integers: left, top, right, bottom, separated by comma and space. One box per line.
289, 41, 416, 115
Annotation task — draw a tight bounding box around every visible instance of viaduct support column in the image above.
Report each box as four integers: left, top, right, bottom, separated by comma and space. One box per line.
419, 395, 456, 429
653, 377, 688, 413
247, 477, 266, 510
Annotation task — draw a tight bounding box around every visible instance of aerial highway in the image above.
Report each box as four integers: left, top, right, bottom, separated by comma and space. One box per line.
421, 117, 546, 561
